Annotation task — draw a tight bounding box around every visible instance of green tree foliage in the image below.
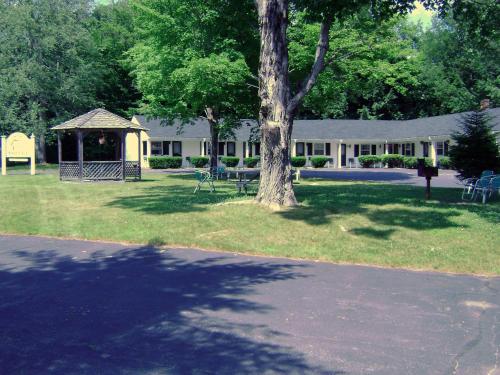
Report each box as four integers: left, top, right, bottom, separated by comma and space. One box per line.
0, 0, 100, 160
128, 0, 258, 168
448, 110, 500, 179
289, 10, 423, 120
89, 0, 141, 117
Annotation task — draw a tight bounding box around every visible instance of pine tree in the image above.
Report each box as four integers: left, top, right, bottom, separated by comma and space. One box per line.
449, 110, 500, 179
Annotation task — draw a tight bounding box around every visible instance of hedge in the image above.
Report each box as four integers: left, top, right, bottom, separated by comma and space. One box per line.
189, 156, 209, 168
381, 154, 404, 168
438, 156, 452, 169
358, 155, 381, 168
244, 157, 260, 168
149, 156, 183, 169
221, 156, 240, 167
403, 157, 432, 169
291, 156, 306, 168
311, 156, 329, 168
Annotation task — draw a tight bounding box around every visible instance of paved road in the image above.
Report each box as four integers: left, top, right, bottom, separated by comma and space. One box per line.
0, 235, 498, 375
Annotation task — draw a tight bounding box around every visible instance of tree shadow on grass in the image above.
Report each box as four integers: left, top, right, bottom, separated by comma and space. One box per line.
278, 183, 499, 235
0, 244, 338, 374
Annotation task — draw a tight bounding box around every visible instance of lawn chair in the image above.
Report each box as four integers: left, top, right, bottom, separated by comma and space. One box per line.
194, 170, 215, 193
461, 170, 495, 200
489, 176, 500, 200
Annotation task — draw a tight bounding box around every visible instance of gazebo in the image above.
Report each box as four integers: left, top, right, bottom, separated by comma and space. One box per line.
52, 108, 148, 181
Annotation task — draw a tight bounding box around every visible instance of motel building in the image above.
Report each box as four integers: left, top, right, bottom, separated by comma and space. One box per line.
126, 107, 500, 169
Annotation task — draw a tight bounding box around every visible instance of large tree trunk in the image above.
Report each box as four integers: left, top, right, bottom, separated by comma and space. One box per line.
208, 120, 219, 170
206, 107, 219, 171
255, 0, 332, 208
255, 0, 297, 208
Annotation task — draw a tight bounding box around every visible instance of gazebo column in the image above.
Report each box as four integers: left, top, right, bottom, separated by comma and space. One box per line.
77, 130, 83, 180
137, 130, 141, 180
57, 132, 62, 180
121, 130, 126, 180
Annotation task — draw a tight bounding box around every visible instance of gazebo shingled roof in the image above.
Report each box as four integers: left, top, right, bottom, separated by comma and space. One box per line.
51, 108, 148, 131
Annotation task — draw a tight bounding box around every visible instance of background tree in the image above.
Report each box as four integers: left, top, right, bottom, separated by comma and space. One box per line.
89, 0, 141, 117
448, 110, 500, 179
0, 0, 100, 162
128, 0, 259, 169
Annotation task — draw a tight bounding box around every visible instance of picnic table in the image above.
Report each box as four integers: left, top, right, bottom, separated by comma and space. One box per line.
226, 169, 260, 194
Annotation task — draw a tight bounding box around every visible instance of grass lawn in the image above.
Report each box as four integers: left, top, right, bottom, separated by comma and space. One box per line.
0, 173, 498, 275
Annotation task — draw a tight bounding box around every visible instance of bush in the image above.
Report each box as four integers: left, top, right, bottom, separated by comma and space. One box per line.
148, 156, 183, 169
402, 157, 432, 169
381, 154, 404, 168
358, 155, 381, 168
291, 156, 307, 168
244, 156, 260, 168
220, 156, 240, 167
310, 156, 329, 168
438, 156, 452, 169
189, 156, 209, 168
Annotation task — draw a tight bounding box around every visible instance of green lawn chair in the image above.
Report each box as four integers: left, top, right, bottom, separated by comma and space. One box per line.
194, 170, 215, 193
461, 170, 495, 200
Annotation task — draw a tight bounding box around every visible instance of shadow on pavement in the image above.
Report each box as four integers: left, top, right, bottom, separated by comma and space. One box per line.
0, 245, 339, 374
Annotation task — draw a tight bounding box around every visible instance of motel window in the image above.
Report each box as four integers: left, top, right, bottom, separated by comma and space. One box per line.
248, 142, 252, 157
172, 141, 182, 156
242, 142, 246, 157
325, 143, 331, 156
151, 141, 162, 155
296, 142, 305, 156
403, 143, 414, 156
371, 144, 377, 155
360, 144, 371, 156
313, 143, 325, 155
142, 141, 148, 156
436, 142, 444, 156
227, 142, 236, 156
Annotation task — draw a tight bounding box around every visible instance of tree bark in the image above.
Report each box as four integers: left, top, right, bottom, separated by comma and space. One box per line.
205, 107, 219, 170
255, 0, 296, 208
255, 0, 332, 208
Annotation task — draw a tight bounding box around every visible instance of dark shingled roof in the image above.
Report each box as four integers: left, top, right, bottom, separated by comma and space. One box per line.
133, 107, 500, 141
52, 108, 148, 131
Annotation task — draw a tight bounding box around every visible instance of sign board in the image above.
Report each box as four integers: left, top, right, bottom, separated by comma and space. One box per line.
1, 132, 36, 175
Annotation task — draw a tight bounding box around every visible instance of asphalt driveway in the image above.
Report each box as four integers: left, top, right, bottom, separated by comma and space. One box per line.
0, 235, 498, 374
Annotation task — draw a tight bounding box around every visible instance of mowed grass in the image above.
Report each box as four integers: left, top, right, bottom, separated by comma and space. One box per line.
0, 173, 498, 275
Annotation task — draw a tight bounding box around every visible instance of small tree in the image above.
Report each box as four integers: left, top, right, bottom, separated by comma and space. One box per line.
449, 110, 500, 179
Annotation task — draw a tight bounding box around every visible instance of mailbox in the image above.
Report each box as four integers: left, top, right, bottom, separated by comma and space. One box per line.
417, 158, 438, 178
417, 158, 438, 199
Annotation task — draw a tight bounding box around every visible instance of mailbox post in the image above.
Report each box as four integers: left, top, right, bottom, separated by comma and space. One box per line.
417, 158, 438, 199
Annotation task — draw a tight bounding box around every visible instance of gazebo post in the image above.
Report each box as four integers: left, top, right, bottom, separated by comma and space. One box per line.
57, 132, 62, 180
77, 130, 83, 180
121, 130, 126, 181
137, 130, 141, 180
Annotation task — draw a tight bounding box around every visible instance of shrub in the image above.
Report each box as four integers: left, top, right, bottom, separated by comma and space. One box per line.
291, 156, 306, 168
381, 154, 404, 168
438, 156, 452, 169
221, 156, 240, 167
310, 156, 329, 168
358, 155, 381, 168
401, 157, 430, 169
148, 156, 183, 169
244, 156, 260, 168
189, 156, 209, 168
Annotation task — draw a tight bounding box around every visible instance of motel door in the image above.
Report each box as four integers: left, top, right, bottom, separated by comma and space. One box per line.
341, 144, 347, 167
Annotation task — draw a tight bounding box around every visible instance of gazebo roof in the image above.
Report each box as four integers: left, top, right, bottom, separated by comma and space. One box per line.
51, 108, 148, 131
